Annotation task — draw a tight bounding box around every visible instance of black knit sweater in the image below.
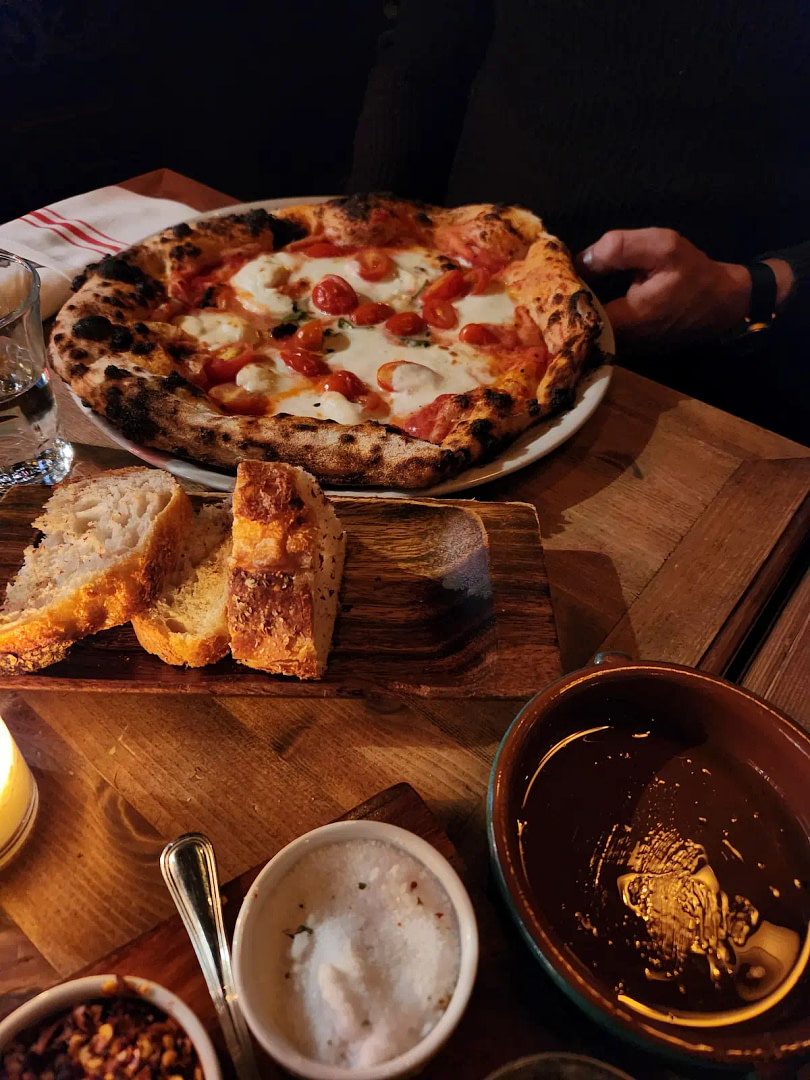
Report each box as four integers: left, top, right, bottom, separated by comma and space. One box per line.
350, 0, 810, 440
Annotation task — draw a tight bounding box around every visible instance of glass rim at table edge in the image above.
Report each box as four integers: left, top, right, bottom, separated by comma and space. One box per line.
0, 249, 40, 331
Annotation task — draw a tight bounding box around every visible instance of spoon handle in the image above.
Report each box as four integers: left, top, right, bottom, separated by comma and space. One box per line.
160, 834, 261, 1080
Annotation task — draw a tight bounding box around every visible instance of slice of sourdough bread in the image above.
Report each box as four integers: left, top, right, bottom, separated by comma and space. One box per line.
227, 461, 346, 679
0, 467, 191, 674
132, 502, 232, 667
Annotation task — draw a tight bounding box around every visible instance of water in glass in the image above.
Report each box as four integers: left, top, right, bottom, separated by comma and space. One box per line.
0, 251, 73, 489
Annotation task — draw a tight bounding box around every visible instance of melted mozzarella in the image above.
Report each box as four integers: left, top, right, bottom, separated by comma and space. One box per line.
229, 248, 443, 319
454, 284, 516, 326
229, 254, 297, 317
292, 249, 442, 308
236, 359, 296, 396
232, 324, 493, 424
175, 311, 257, 348
389, 361, 443, 396
273, 390, 365, 426
328, 324, 492, 416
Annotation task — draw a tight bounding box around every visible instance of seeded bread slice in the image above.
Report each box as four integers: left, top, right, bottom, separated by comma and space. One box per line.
132, 502, 232, 667
227, 461, 346, 679
0, 467, 192, 674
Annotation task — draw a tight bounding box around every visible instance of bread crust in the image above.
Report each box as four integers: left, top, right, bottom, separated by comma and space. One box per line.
0, 470, 192, 673
227, 461, 345, 678
50, 197, 608, 488
130, 616, 229, 668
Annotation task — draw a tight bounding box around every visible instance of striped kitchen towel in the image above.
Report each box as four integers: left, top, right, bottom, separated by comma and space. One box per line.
0, 185, 197, 318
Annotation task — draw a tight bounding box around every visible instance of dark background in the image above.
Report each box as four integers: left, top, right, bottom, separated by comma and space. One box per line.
1, 0, 391, 221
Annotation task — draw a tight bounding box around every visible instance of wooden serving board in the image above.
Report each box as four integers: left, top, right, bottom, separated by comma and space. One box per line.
0, 487, 559, 698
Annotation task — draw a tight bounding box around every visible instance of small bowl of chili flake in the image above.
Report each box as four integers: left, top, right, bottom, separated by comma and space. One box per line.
0, 975, 220, 1080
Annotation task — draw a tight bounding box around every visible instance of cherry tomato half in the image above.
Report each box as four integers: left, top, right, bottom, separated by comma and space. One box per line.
279, 347, 330, 378
312, 274, 358, 315
205, 346, 256, 384
384, 311, 426, 336
458, 323, 497, 346
463, 267, 491, 295
301, 241, 344, 258
422, 298, 458, 330
208, 383, 267, 415
377, 361, 401, 392
294, 319, 326, 351
352, 301, 395, 326
321, 369, 369, 402
423, 268, 467, 302
354, 248, 393, 282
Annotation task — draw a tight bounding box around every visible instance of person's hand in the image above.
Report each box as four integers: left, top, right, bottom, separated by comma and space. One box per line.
577, 228, 792, 346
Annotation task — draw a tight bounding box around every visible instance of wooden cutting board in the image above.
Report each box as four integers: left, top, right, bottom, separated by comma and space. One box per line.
0, 487, 559, 698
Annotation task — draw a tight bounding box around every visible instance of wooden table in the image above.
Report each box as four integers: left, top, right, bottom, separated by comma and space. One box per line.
1, 170, 808, 1077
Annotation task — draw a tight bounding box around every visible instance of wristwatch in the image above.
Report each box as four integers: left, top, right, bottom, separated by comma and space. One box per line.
743, 260, 778, 334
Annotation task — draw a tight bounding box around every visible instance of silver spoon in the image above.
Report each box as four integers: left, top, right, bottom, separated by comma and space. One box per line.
161, 833, 261, 1080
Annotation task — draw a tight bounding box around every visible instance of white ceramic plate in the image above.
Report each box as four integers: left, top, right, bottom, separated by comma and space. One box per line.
71, 197, 615, 496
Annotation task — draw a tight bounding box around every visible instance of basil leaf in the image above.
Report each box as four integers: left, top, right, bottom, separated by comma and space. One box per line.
401, 337, 431, 348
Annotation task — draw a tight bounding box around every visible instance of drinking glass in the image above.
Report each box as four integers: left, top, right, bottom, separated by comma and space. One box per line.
0, 249, 73, 489
484, 1055, 634, 1080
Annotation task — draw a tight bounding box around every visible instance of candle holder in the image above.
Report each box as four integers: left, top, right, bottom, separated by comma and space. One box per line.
0, 718, 38, 870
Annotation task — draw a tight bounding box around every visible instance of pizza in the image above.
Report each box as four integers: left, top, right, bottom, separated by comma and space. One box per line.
50, 195, 608, 488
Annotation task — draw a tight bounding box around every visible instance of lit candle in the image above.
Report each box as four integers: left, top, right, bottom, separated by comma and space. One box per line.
0, 716, 38, 869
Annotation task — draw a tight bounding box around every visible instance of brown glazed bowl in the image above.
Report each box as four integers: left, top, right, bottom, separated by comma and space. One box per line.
487, 653, 810, 1067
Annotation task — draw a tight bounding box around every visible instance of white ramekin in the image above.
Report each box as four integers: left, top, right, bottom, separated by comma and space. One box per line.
0, 974, 221, 1080
233, 819, 479, 1079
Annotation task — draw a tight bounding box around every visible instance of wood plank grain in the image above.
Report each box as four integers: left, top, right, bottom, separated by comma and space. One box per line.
118, 169, 240, 213
0, 686, 345, 977
0, 693, 170, 974
700, 483, 809, 677
742, 568, 810, 730
0, 912, 58, 1019
0, 490, 558, 698
500, 368, 748, 669
599, 458, 810, 667
15, 689, 345, 882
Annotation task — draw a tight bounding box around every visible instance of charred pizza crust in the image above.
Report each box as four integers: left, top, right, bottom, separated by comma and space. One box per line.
50, 195, 608, 488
